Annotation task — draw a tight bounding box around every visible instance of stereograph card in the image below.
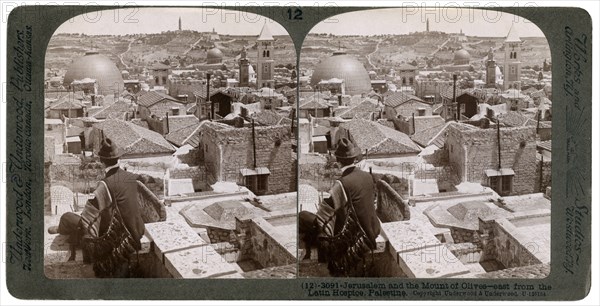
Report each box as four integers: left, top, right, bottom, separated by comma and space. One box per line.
2, 3, 593, 301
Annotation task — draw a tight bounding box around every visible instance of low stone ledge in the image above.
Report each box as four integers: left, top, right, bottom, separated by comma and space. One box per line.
145, 220, 209, 263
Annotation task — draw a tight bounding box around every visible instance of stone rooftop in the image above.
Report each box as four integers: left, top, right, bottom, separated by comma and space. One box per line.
424, 200, 511, 231
181, 199, 264, 230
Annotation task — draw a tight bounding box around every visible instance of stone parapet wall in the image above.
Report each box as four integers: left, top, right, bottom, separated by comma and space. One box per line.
248, 217, 296, 268
376, 179, 410, 222
169, 166, 208, 191
492, 219, 542, 268
478, 217, 541, 269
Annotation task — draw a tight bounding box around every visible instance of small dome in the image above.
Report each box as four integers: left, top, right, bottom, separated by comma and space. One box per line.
207, 47, 223, 64
453, 49, 471, 65
310, 51, 371, 95
63, 51, 124, 95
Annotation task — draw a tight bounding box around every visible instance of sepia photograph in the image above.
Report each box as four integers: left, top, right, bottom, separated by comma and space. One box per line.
43, 7, 298, 279
298, 8, 552, 278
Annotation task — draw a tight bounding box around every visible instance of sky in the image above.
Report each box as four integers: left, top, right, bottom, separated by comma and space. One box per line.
54, 7, 288, 36
54, 7, 545, 38
311, 8, 545, 37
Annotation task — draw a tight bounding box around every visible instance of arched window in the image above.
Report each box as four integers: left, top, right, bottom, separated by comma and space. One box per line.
402, 77, 406, 85
266, 50, 270, 57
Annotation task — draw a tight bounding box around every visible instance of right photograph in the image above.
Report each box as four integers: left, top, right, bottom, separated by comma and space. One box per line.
298, 8, 552, 278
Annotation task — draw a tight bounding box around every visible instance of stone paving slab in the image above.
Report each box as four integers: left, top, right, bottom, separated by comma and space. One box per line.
397, 244, 470, 278
164, 245, 239, 279
145, 220, 209, 262
381, 221, 442, 256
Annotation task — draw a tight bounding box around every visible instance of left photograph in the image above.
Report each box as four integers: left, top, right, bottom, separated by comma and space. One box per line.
43, 7, 298, 279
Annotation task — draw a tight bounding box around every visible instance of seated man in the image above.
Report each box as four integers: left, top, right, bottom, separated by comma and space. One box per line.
299, 138, 380, 276
48, 137, 146, 277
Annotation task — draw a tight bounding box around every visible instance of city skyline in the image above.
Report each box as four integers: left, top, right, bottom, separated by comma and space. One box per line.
311, 8, 546, 37
54, 7, 289, 36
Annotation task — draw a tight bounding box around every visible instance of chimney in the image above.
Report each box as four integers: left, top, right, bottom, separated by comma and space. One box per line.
165, 112, 170, 135
206, 73, 212, 120
452, 74, 457, 122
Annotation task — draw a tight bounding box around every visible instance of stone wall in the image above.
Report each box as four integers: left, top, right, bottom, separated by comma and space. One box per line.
168, 80, 203, 102
234, 217, 255, 261
49, 156, 102, 193
50, 159, 163, 197
478, 218, 497, 262
149, 101, 187, 119
392, 116, 412, 135
421, 146, 449, 166
376, 179, 410, 222
369, 250, 408, 277
169, 166, 208, 191
298, 157, 339, 192
450, 227, 481, 245
492, 220, 542, 269
446, 125, 537, 195
478, 218, 541, 269
206, 227, 236, 244
175, 147, 200, 166
395, 100, 434, 118
200, 123, 295, 195
249, 218, 296, 268
535, 156, 551, 193
447, 242, 483, 264
414, 165, 460, 189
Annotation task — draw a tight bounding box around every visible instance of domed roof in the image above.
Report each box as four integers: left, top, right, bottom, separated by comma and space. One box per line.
310, 51, 371, 95
207, 47, 223, 59
453, 49, 471, 65
206, 47, 223, 64
63, 51, 124, 95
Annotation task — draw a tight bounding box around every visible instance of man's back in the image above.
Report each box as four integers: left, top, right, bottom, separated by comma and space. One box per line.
101, 167, 145, 250
338, 167, 381, 246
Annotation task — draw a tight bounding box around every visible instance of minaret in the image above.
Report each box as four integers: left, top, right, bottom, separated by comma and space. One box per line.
503, 23, 522, 90
426, 18, 429, 33
256, 22, 275, 89
178, 17, 182, 31
239, 46, 250, 87
485, 47, 497, 88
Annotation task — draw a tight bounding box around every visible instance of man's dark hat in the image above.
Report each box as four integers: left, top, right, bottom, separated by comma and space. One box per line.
96, 135, 122, 160
335, 138, 359, 160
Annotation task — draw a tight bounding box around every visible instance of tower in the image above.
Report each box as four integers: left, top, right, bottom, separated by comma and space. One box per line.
256, 22, 275, 88
503, 23, 522, 90
178, 17, 182, 31
239, 46, 250, 87
485, 47, 497, 88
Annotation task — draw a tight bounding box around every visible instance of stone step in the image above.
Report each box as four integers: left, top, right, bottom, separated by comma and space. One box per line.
381, 221, 471, 278
397, 245, 471, 278
164, 245, 239, 279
